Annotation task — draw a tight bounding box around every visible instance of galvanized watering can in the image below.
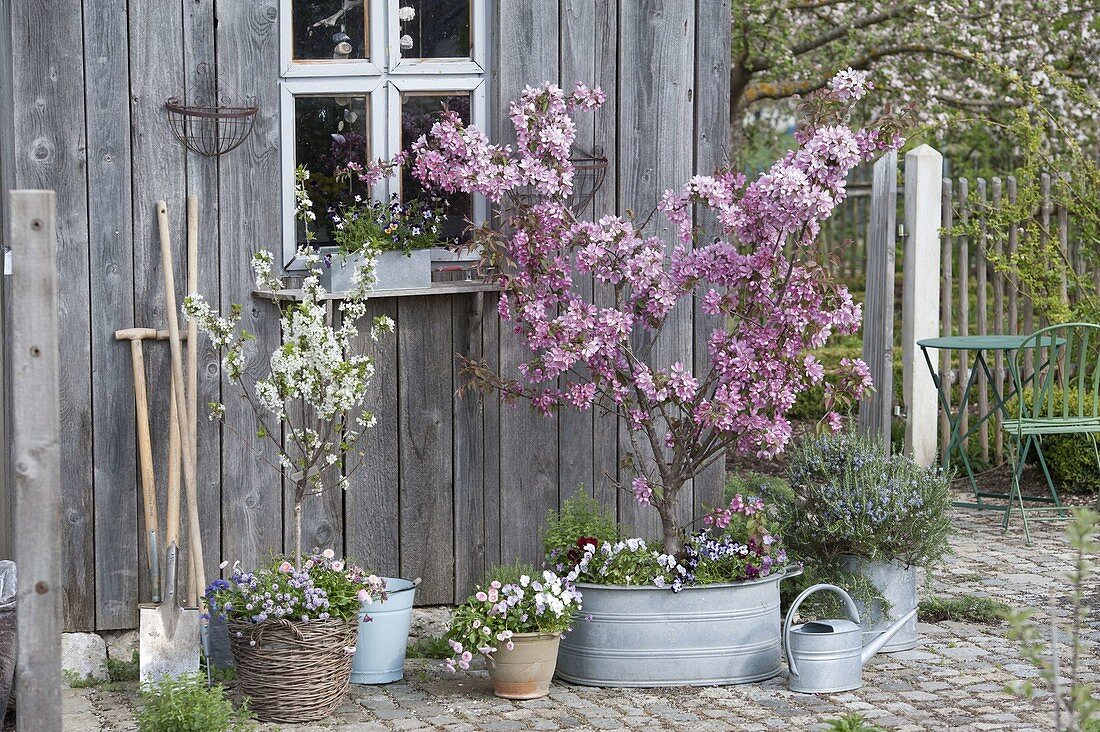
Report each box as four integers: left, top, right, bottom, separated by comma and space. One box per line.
783, 583, 918, 693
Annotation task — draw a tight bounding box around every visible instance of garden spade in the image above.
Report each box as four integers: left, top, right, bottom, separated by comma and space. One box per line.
140, 202, 202, 683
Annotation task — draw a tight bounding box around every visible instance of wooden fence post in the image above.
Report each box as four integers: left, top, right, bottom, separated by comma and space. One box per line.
901, 146, 942, 467
9, 190, 62, 732
858, 150, 898, 447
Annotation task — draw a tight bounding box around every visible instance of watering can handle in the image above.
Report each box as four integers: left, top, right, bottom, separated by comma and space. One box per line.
782, 583, 862, 679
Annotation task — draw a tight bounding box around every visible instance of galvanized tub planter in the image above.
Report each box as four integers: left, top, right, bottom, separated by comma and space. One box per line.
556, 570, 796, 687
839, 556, 918, 653
351, 577, 417, 684
321, 249, 432, 293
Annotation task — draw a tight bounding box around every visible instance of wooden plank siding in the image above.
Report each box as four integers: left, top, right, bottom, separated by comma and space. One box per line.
4, 0, 730, 628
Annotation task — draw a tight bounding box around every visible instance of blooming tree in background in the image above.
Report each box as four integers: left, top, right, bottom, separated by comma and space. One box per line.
359, 73, 906, 555
731, 1, 1097, 157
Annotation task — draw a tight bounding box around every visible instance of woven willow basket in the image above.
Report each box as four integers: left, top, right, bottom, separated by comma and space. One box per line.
228, 617, 357, 723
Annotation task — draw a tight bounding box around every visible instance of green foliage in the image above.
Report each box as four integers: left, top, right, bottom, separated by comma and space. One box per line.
542, 491, 619, 561
780, 432, 953, 567
1004, 509, 1099, 730
137, 674, 255, 732
780, 560, 887, 622
822, 713, 886, 732
1014, 387, 1100, 494
486, 562, 538, 587
919, 595, 1011, 625
949, 65, 1100, 329
107, 651, 140, 682
329, 193, 445, 257
406, 635, 452, 660
724, 471, 792, 508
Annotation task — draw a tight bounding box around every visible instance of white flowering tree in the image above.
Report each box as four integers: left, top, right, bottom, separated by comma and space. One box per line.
185, 246, 392, 569
732, 1, 1098, 155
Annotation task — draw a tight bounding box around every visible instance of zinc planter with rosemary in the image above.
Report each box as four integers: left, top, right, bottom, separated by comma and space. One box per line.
445, 566, 581, 700
779, 432, 953, 652
205, 553, 387, 723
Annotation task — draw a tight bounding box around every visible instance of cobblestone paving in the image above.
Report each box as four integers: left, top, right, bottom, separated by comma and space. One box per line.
63, 509, 1099, 731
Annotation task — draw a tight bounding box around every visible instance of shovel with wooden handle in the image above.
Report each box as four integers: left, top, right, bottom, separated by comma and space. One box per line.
139, 202, 201, 683
115, 327, 162, 604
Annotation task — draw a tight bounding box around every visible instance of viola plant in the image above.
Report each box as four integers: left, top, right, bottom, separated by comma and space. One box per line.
328, 188, 445, 260
204, 550, 387, 626
558, 493, 790, 592
184, 242, 394, 566
445, 568, 580, 672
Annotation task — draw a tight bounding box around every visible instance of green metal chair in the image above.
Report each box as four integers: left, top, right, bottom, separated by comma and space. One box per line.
1002, 322, 1100, 544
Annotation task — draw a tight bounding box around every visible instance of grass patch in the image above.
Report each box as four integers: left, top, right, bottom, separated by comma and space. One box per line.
823, 713, 887, 731
918, 595, 1011, 624
406, 635, 452, 660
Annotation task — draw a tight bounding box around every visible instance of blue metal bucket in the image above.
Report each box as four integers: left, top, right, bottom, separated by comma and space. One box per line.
351, 577, 417, 684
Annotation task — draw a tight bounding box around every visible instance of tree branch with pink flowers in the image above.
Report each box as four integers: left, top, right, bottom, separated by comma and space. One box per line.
402, 74, 908, 555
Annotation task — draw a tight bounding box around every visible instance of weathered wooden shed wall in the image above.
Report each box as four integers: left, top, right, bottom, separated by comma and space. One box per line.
0, 0, 730, 631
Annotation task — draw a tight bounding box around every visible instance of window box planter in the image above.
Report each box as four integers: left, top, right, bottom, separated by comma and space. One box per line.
839, 556, 918, 653
321, 249, 432, 294
556, 570, 797, 687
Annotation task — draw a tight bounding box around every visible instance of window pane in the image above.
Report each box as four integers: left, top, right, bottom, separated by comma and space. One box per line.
295, 95, 371, 248
293, 1, 368, 61
399, 0, 471, 59
401, 92, 472, 242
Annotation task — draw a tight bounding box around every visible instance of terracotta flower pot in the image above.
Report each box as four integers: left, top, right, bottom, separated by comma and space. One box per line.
485, 632, 560, 699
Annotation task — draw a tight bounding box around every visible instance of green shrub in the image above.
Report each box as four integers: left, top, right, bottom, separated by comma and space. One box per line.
486, 561, 538, 586
1016, 387, 1100, 494
543, 491, 619, 562
138, 674, 254, 732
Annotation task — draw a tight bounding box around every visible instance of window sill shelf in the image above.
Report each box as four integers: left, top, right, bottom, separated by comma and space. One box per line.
253, 280, 501, 302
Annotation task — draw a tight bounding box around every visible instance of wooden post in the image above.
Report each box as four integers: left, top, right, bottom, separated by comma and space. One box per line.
858, 150, 898, 447
9, 190, 62, 732
902, 145, 943, 467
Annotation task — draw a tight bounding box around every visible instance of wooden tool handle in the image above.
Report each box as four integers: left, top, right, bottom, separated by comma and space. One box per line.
166, 373, 182, 547
157, 201, 206, 597
185, 195, 202, 603
129, 340, 160, 558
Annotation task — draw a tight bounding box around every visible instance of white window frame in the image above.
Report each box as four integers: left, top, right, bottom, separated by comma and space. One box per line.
279, 0, 489, 269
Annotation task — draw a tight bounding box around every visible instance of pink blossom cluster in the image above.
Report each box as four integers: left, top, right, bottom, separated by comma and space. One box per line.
702, 494, 766, 530
405, 74, 902, 548
409, 82, 606, 202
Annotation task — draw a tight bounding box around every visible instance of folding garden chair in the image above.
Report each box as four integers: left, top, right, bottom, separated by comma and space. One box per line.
1002, 322, 1100, 544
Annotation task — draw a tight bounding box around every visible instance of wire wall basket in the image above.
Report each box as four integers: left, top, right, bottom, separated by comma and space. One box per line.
166, 62, 257, 157
505, 144, 608, 212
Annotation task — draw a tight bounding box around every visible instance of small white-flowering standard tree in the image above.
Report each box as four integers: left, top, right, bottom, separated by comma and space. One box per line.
185, 239, 393, 569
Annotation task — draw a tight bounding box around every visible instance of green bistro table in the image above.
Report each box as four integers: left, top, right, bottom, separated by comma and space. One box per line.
917, 334, 1062, 510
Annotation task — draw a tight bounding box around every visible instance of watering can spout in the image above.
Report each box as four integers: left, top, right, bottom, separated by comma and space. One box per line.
861, 608, 918, 665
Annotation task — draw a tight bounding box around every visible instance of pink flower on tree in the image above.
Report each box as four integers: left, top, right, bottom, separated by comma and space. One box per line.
402, 75, 903, 554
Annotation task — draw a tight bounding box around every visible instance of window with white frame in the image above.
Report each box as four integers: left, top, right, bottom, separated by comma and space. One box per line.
279, 0, 488, 267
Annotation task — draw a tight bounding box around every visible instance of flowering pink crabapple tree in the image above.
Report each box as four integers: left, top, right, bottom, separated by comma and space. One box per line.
382, 71, 906, 556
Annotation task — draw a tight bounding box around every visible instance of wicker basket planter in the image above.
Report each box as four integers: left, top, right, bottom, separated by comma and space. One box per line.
228, 617, 357, 723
